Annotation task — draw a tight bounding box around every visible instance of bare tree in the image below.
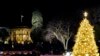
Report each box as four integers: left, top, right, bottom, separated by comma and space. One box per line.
43, 20, 73, 51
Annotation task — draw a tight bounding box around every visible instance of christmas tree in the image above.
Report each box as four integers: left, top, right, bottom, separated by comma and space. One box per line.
72, 12, 99, 56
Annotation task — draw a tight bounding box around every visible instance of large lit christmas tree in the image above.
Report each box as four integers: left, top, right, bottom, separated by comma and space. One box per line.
72, 12, 99, 56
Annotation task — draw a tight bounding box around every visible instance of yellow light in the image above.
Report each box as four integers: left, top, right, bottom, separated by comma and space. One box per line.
72, 18, 98, 56
85, 54, 89, 56
84, 11, 88, 17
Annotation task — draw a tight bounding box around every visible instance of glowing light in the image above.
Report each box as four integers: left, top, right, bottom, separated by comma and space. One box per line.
85, 54, 89, 56
64, 52, 72, 56
4, 41, 8, 44
10, 28, 33, 44
0, 51, 3, 54
84, 11, 88, 17
72, 18, 98, 55
12, 45, 14, 48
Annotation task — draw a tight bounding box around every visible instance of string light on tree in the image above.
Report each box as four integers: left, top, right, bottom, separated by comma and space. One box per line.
72, 11, 99, 56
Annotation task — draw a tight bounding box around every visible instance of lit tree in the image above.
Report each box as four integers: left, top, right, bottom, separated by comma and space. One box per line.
31, 11, 43, 30
72, 12, 99, 56
43, 20, 73, 52
31, 11, 43, 42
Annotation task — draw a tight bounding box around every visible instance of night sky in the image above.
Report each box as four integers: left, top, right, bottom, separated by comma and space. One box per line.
0, 0, 99, 28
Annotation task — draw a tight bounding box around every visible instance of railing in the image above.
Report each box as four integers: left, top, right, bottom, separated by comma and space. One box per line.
0, 51, 32, 55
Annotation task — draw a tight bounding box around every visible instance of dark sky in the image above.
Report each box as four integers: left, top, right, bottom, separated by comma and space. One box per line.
0, 0, 99, 28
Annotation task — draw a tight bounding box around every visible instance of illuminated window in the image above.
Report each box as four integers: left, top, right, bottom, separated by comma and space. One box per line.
10, 27, 32, 44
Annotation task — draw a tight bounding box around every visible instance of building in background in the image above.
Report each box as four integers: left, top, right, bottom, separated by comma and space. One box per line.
10, 26, 33, 44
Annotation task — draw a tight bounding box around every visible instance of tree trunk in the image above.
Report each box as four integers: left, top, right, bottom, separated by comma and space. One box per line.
65, 38, 70, 51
